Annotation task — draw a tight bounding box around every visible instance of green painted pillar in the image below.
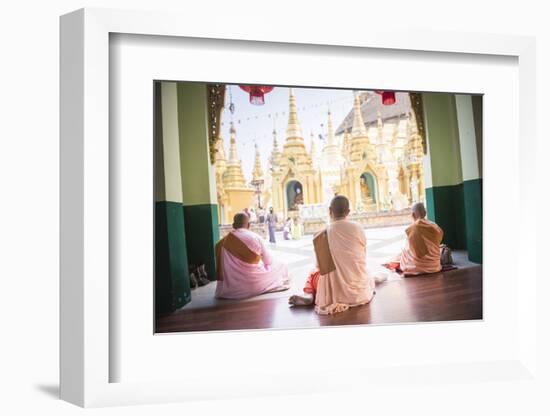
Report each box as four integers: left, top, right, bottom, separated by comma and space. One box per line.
456, 94, 483, 263
177, 84, 220, 281
422, 93, 466, 249
155, 82, 192, 315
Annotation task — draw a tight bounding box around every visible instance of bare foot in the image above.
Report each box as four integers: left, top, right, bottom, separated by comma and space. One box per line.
288, 293, 314, 306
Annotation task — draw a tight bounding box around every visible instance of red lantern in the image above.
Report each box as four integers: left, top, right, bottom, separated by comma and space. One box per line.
375, 91, 396, 105
239, 85, 274, 105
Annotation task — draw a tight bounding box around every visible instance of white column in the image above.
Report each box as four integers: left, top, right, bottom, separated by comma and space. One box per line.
455, 95, 480, 181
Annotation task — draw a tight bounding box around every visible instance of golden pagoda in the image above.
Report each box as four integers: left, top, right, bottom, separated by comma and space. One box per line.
318, 111, 342, 198
269, 128, 282, 170
270, 88, 323, 218
251, 143, 264, 182
215, 122, 254, 224
340, 92, 388, 211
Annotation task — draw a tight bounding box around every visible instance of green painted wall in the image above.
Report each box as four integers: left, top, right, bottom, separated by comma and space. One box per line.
183, 204, 220, 281
463, 178, 482, 263
423, 93, 482, 263
176, 83, 220, 281
159, 82, 184, 203
155, 201, 191, 315
455, 94, 483, 263
154, 81, 192, 315
426, 184, 466, 249
177, 83, 217, 205
470, 95, 483, 263
472, 95, 483, 177
423, 93, 463, 187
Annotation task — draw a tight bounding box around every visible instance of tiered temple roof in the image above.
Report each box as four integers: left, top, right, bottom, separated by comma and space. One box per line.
252, 143, 264, 182
336, 91, 412, 135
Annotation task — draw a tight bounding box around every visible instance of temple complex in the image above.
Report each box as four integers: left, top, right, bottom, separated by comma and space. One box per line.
337, 92, 425, 212
269, 89, 324, 218
214, 88, 426, 223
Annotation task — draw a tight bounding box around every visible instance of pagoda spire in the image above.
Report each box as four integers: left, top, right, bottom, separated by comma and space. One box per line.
377, 110, 384, 142
270, 128, 282, 168
326, 110, 336, 147
228, 122, 239, 163
285, 88, 304, 141
351, 92, 368, 138
310, 132, 320, 170
310, 132, 317, 154
272, 127, 279, 150
223, 122, 248, 188
342, 128, 351, 157
252, 143, 264, 181
215, 135, 226, 162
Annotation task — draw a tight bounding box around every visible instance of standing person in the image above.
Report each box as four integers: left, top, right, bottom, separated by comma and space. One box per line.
243, 207, 250, 218
283, 217, 292, 240
266, 207, 277, 244
288, 195, 375, 315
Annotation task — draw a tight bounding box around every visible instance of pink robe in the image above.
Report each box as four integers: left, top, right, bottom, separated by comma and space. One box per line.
314, 219, 375, 315
215, 229, 288, 299
397, 219, 443, 275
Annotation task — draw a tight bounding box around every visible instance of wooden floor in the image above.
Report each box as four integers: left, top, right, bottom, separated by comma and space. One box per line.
156, 266, 482, 333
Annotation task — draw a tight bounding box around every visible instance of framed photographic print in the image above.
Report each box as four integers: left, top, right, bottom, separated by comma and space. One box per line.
60, 7, 538, 408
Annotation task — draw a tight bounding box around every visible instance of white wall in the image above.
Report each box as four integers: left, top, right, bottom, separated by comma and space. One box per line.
1, 1, 549, 415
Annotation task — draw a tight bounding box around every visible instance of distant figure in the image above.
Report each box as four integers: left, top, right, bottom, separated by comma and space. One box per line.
258, 208, 266, 224
385, 202, 444, 275
291, 217, 302, 240
249, 208, 257, 223
266, 207, 277, 243
288, 195, 375, 315
243, 207, 250, 218
215, 212, 289, 299
283, 217, 292, 240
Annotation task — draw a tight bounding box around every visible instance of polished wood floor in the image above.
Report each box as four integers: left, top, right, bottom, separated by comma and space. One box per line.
156, 266, 482, 333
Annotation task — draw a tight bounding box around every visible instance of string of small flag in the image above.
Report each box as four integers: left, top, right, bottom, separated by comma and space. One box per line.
220, 95, 353, 128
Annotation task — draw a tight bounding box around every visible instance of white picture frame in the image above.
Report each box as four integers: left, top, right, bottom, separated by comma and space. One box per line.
60, 7, 539, 408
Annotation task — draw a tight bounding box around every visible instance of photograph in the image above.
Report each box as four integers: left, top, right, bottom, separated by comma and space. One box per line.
154, 82, 483, 333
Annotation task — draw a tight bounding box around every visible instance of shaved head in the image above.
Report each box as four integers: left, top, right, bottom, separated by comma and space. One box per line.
232, 212, 250, 229
412, 202, 427, 220
329, 195, 350, 219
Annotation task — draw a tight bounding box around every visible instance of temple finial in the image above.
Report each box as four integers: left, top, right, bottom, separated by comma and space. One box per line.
286, 88, 303, 139
351, 92, 368, 137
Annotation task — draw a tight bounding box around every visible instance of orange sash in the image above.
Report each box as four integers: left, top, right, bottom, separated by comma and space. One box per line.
215, 231, 261, 281
313, 229, 336, 275
406, 219, 443, 258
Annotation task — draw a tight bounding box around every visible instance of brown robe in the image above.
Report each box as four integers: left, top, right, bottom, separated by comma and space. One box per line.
215, 231, 261, 281
312, 229, 336, 275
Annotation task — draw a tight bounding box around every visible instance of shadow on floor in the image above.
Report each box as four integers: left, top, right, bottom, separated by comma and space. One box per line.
34, 384, 59, 399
